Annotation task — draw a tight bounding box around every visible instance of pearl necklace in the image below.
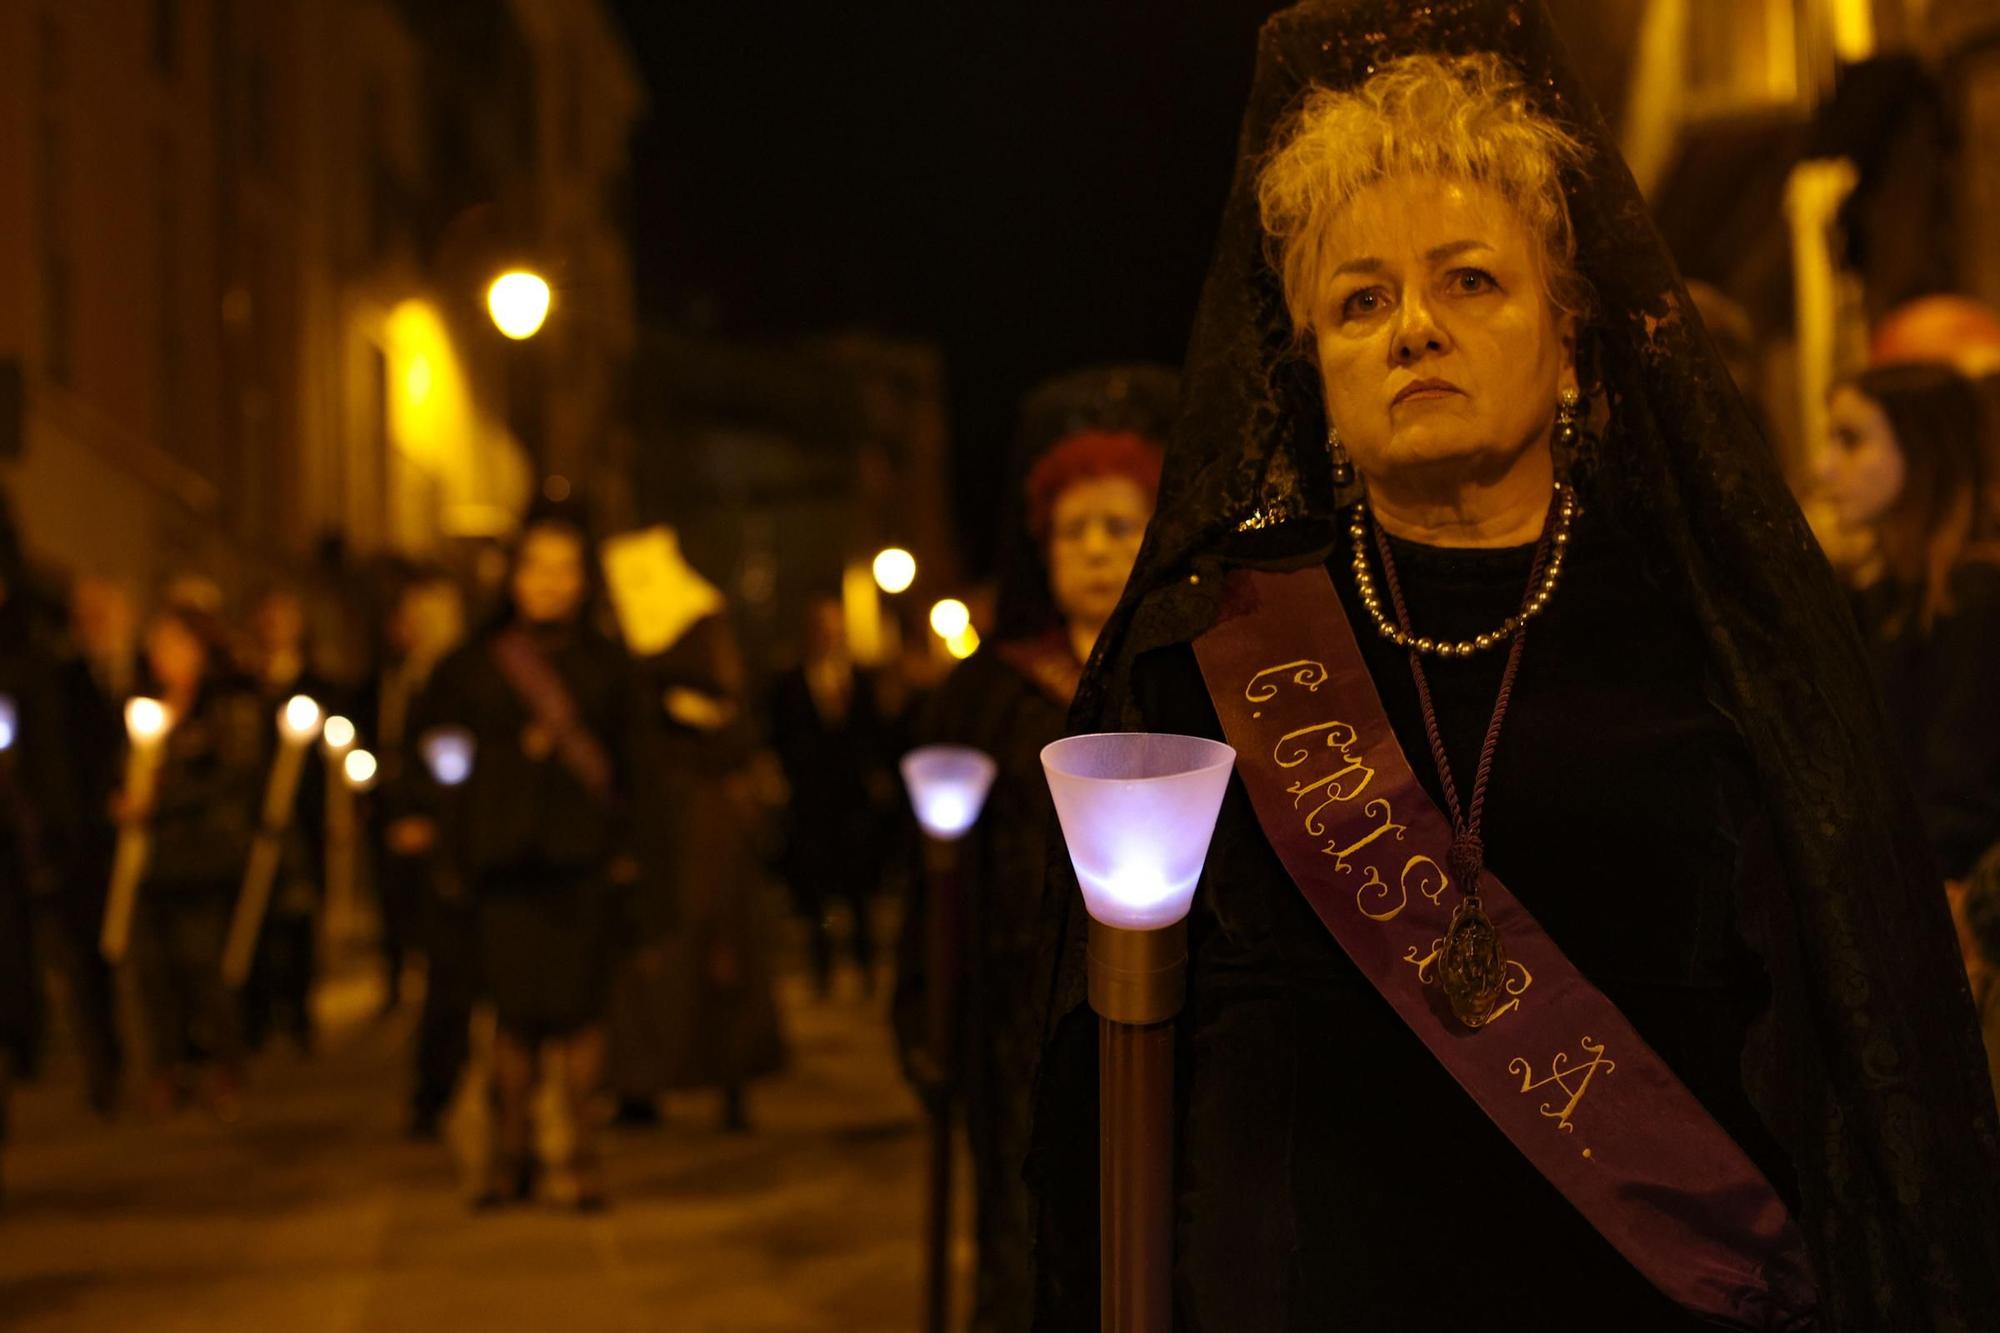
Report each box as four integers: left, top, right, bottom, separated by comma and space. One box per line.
1347, 482, 1576, 658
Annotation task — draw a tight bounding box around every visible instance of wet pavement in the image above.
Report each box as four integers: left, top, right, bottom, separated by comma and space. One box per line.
0, 964, 933, 1332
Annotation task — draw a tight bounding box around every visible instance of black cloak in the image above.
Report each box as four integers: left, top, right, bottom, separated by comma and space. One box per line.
1027, 3, 2000, 1330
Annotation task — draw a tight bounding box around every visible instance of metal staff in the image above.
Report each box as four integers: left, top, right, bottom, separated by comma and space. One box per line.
222, 694, 323, 988
1041, 733, 1234, 1333
899, 744, 998, 1333
101, 697, 174, 964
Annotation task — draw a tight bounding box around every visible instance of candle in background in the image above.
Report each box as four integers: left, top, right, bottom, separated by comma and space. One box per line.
222, 695, 324, 988
343, 748, 378, 790
101, 697, 174, 964
320, 714, 360, 949
0, 694, 18, 753
418, 725, 475, 787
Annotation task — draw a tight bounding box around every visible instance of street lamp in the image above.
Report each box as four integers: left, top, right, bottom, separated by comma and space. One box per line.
487, 270, 552, 340
1041, 732, 1235, 1332
898, 744, 999, 1333
872, 547, 917, 595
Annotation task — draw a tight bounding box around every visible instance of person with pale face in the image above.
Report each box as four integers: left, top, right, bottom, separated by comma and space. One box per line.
510, 523, 589, 626
1038, 439, 1160, 664
1314, 175, 1578, 545
1028, 41, 2000, 1328
415, 509, 645, 1209
1817, 363, 2000, 885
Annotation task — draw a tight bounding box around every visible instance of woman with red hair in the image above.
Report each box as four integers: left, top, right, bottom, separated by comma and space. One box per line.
894, 365, 1172, 1333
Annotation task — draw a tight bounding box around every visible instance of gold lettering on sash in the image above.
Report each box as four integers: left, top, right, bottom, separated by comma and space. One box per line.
1321, 798, 1406, 873
1272, 720, 1361, 771
1358, 854, 1451, 923
1244, 660, 1329, 703
1508, 1038, 1616, 1134
1403, 937, 1446, 983
1484, 960, 1534, 1025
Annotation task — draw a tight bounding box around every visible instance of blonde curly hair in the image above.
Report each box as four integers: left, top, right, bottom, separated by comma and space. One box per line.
1257, 52, 1592, 339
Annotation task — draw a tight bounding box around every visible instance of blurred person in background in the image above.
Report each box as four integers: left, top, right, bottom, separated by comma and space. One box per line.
122, 603, 262, 1119
767, 594, 895, 999
240, 586, 335, 1055
1817, 362, 2000, 883
610, 615, 783, 1133
49, 575, 138, 1115
0, 498, 78, 1196
419, 508, 648, 1209
362, 572, 470, 1138
363, 572, 465, 1022
1959, 845, 2000, 1115
893, 364, 1172, 1333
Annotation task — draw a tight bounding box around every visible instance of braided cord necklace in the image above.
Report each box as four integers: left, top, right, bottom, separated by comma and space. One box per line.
1356, 484, 1564, 1027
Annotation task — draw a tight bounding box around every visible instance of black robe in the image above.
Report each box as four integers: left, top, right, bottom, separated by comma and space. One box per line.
899, 640, 1076, 1333
1038, 512, 1801, 1329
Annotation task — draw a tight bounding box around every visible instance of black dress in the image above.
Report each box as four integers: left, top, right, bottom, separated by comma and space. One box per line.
424, 624, 645, 1040
1036, 513, 1794, 1330
898, 639, 1075, 1333
1851, 563, 2000, 881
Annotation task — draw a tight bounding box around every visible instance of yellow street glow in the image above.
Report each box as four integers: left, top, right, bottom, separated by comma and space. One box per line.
872, 547, 917, 594
125, 697, 171, 744
946, 625, 981, 660
929, 598, 971, 640
487, 270, 552, 340
343, 748, 379, 789
322, 715, 357, 751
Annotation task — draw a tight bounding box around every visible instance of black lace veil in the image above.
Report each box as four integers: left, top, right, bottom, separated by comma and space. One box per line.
1042, 2, 2000, 1326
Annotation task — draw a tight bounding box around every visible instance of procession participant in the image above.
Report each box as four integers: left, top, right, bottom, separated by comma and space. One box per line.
892, 364, 1173, 1333
1028, 7, 2000, 1328
421, 506, 649, 1210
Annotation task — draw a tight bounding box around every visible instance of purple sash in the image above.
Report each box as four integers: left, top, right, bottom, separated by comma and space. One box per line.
1192, 565, 1817, 1331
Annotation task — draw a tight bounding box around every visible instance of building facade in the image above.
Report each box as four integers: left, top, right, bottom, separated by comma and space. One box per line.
0, 0, 642, 623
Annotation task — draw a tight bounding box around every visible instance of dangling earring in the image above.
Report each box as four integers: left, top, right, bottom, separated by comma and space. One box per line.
1555, 388, 1581, 449
1328, 421, 1355, 488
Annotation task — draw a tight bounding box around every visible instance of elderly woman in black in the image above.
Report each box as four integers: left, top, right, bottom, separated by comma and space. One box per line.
420, 510, 648, 1209
1027, 5, 2000, 1330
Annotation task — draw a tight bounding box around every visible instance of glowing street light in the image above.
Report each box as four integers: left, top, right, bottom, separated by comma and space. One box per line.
487, 270, 552, 340
945, 625, 980, 660
929, 598, 971, 641
872, 547, 917, 595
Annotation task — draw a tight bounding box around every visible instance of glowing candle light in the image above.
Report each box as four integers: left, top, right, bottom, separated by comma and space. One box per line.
419, 726, 476, 787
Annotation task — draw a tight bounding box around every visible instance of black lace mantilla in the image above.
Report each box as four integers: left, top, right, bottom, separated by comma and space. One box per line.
1030, 2, 2000, 1329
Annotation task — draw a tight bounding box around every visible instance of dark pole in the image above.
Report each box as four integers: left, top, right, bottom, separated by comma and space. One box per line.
923, 835, 964, 1333
1088, 916, 1186, 1333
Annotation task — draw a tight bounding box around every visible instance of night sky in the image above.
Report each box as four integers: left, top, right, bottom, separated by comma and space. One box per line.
610, 2, 1285, 574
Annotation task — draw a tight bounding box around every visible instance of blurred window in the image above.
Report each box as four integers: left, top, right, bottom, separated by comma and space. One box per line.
156, 138, 181, 454
34, 11, 70, 387
1684, 0, 1801, 117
